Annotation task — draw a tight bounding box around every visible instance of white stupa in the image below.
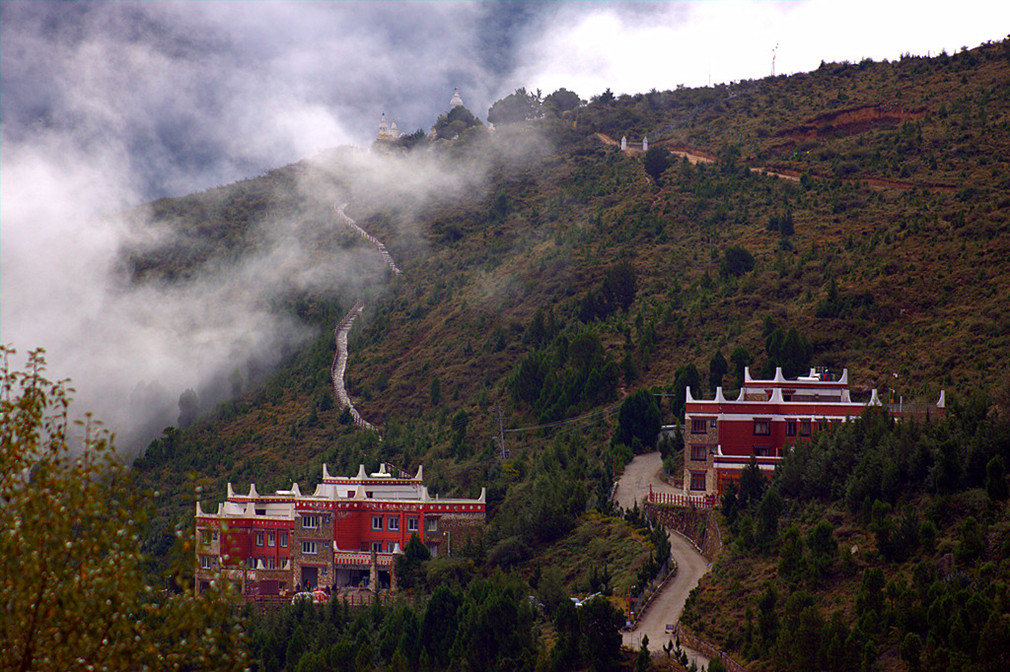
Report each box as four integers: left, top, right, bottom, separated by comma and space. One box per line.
449, 87, 464, 109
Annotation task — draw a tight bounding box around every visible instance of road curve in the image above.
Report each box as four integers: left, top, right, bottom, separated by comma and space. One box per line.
615, 452, 710, 668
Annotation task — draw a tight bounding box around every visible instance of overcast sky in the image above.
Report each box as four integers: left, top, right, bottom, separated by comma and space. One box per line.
1, 0, 1006, 450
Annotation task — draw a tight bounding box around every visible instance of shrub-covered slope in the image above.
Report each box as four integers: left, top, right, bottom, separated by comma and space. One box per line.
127, 40, 1010, 669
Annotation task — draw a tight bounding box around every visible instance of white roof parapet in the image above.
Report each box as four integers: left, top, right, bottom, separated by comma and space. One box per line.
216, 503, 224, 516
736, 388, 746, 401
774, 367, 785, 383
227, 483, 235, 499
248, 484, 259, 498
392, 542, 403, 554
744, 366, 753, 384
841, 389, 851, 402
937, 390, 946, 408
355, 464, 367, 480
685, 386, 695, 403
769, 387, 784, 403
291, 482, 301, 497
354, 485, 366, 500
421, 486, 430, 502
869, 389, 882, 406
323, 464, 332, 480
414, 464, 424, 481
245, 502, 257, 517
478, 487, 486, 503
196, 501, 204, 517
839, 369, 849, 385
715, 386, 726, 403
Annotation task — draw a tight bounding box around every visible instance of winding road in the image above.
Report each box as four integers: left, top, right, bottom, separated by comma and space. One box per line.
615, 452, 710, 667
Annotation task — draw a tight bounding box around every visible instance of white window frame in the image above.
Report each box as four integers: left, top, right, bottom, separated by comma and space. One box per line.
302, 515, 320, 529
425, 517, 438, 533
279, 532, 288, 548
388, 516, 399, 531
407, 517, 419, 533
255, 531, 264, 546
201, 555, 214, 570
267, 531, 275, 547
302, 541, 318, 555
372, 515, 383, 531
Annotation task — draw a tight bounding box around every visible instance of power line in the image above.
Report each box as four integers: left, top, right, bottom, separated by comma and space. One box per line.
504, 404, 619, 434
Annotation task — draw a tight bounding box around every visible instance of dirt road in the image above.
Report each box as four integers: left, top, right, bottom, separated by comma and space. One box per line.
615, 453, 710, 668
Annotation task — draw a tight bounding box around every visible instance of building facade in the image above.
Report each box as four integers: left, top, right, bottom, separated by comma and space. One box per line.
682, 367, 945, 496
195, 463, 485, 597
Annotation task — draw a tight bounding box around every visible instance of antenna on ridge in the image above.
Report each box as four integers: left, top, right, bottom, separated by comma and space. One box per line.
772, 43, 779, 77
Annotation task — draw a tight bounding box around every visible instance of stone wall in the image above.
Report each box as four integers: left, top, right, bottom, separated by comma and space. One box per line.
683, 418, 718, 494
426, 512, 483, 556
292, 512, 335, 588
646, 505, 723, 562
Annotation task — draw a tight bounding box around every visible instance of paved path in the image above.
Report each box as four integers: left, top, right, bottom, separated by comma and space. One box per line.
615, 452, 710, 669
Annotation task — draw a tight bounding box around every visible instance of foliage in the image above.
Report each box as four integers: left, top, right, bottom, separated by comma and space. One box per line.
0, 347, 247, 672
667, 363, 703, 419
578, 261, 638, 322
395, 533, 431, 590
643, 145, 672, 182
719, 245, 754, 278
510, 330, 619, 423
433, 105, 483, 140
763, 326, 812, 379
613, 388, 662, 453
708, 350, 728, 392
543, 88, 581, 117
488, 87, 542, 125
115, 38, 1010, 672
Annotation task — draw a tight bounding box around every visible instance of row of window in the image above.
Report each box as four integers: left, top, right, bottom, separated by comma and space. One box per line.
255, 531, 289, 548
753, 418, 815, 436
693, 417, 823, 437
244, 557, 292, 570
370, 515, 436, 533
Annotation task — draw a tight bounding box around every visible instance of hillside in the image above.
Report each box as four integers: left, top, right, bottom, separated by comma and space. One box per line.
127, 40, 1010, 670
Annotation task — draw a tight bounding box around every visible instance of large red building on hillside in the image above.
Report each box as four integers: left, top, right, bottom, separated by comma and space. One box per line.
682, 367, 945, 496
195, 463, 485, 597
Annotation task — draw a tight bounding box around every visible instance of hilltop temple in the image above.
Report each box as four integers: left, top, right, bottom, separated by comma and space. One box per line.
376, 113, 400, 141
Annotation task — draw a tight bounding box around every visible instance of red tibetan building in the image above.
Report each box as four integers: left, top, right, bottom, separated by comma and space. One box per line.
682, 367, 945, 496
195, 463, 485, 597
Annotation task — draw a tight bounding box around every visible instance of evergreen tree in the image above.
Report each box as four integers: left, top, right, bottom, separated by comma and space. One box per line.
709, 350, 728, 392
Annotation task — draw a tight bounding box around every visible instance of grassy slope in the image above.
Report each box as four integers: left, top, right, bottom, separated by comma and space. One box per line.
129, 40, 1010, 648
